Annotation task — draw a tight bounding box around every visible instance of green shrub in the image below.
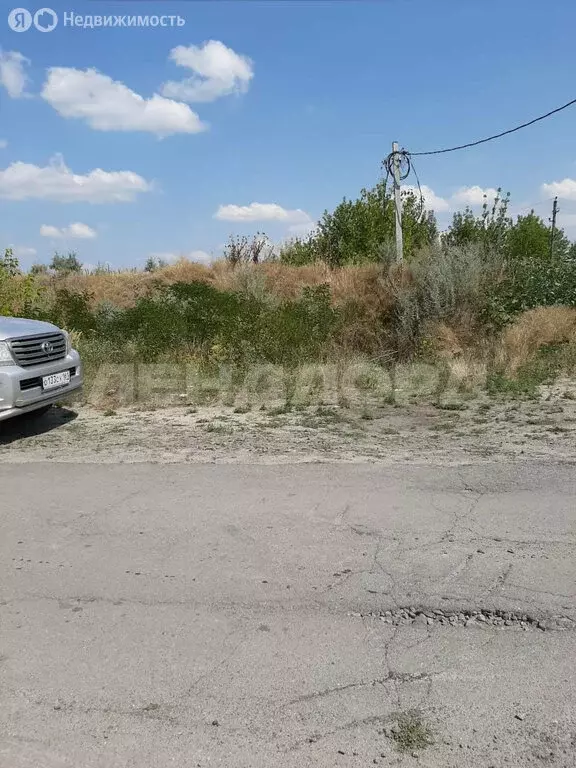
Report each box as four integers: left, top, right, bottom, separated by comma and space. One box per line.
50, 288, 97, 335
50, 251, 83, 274
64, 281, 338, 368
0, 248, 47, 317
484, 257, 576, 328
257, 285, 337, 366
386, 244, 503, 358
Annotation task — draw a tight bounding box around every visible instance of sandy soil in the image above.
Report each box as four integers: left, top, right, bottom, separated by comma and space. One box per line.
1, 381, 576, 465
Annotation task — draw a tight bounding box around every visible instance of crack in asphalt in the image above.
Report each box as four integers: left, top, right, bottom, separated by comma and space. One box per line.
284, 670, 433, 707
185, 632, 249, 697
487, 562, 514, 597
285, 714, 391, 753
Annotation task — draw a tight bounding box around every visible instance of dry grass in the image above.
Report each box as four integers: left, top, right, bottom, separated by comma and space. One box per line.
213, 261, 397, 312
46, 259, 215, 307
497, 306, 576, 374
428, 323, 465, 359
44, 259, 400, 311
422, 309, 576, 391
216, 262, 332, 299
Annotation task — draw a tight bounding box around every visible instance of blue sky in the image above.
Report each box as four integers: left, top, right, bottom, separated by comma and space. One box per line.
1, 0, 576, 270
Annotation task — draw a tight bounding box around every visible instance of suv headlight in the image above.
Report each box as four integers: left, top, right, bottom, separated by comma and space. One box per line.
63, 330, 72, 355
0, 341, 15, 365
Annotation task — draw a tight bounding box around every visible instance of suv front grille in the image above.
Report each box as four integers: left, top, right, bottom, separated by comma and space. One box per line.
9, 332, 66, 368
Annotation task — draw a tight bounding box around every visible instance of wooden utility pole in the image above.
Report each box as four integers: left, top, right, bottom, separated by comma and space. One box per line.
391, 141, 404, 263
549, 196, 559, 258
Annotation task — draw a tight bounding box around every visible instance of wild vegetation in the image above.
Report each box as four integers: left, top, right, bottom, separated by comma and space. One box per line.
3, 179, 576, 402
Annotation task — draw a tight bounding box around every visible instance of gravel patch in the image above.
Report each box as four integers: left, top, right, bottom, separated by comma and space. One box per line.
356, 607, 576, 631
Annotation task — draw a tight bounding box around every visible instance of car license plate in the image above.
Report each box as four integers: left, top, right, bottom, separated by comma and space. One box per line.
42, 371, 70, 391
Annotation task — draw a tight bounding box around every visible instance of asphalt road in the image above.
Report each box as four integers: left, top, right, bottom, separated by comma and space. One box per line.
1, 462, 575, 767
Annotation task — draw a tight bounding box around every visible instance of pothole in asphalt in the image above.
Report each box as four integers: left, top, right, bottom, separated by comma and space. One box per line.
354, 607, 576, 631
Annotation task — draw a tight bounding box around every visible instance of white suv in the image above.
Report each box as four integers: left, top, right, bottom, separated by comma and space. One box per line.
0, 316, 83, 422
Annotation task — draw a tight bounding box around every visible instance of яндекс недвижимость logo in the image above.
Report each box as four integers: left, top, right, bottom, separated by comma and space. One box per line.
8, 7, 58, 32
7, 8, 185, 31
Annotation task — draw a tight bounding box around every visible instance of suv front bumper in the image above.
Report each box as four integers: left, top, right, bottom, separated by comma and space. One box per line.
0, 350, 83, 422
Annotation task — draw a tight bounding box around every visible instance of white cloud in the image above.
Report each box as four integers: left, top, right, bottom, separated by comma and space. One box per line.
40, 222, 97, 239
400, 184, 503, 214
0, 50, 30, 98
41, 67, 206, 136
40, 225, 64, 238
541, 178, 576, 201
162, 40, 253, 103
402, 184, 450, 212
451, 185, 499, 207
0, 139, 7, 149
215, 202, 311, 225
0, 154, 152, 203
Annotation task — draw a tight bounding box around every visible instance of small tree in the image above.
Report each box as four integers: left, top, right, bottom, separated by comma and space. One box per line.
144, 256, 158, 272
0, 247, 21, 276
50, 251, 83, 274
223, 233, 275, 266
144, 256, 168, 272
280, 179, 437, 266
444, 189, 511, 253
444, 193, 573, 264
0, 248, 46, 316
279, 237, 317, 265
30, 263, 49, 275
506, 212, 570, 261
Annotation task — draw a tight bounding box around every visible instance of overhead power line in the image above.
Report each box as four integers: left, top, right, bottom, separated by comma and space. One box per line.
514, 197, 557, 216
408, 97, 576, 156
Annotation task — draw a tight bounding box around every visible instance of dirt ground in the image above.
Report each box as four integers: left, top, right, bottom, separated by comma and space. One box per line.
1, 380, 576, 465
